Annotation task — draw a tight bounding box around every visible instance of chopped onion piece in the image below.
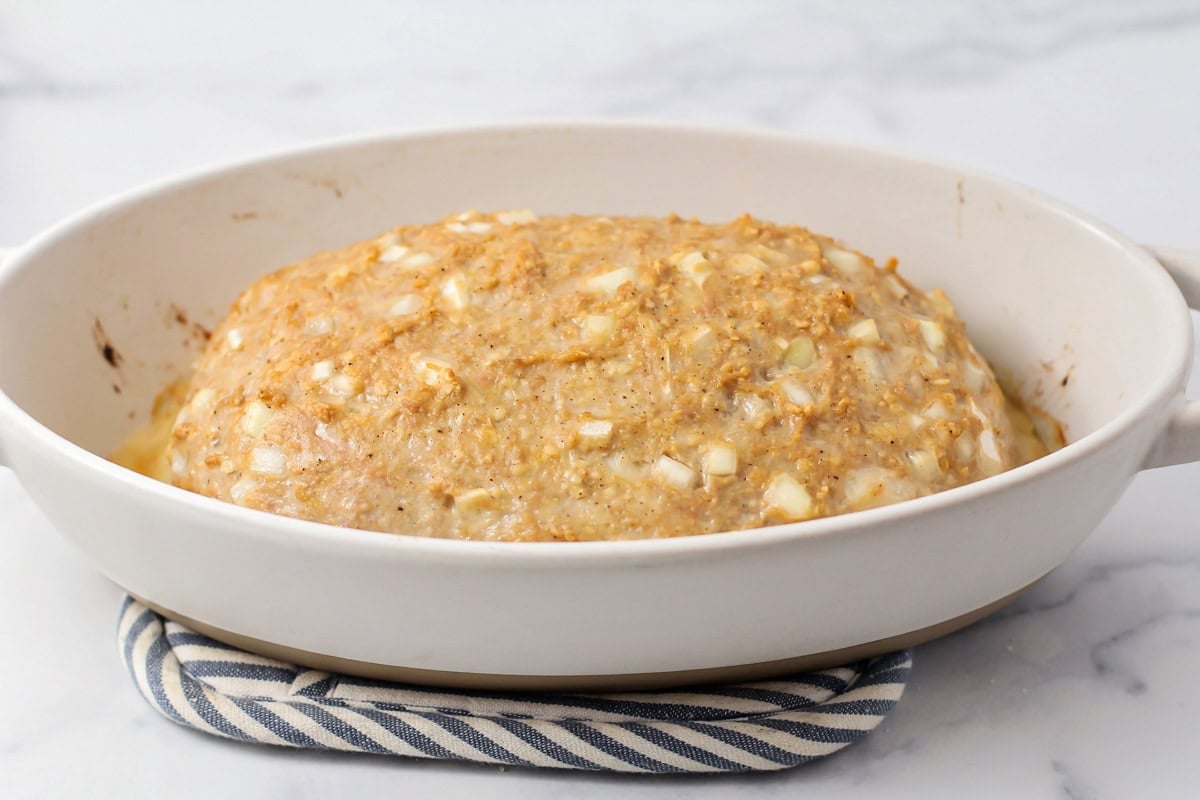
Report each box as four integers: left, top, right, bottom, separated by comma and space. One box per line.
905, 449, 942, 482
229, 477, 256, 503
170, 451, 186, 477
764, 474, 813, 520
388, 294, 423, 317
738, 393, 769, 420
978, 429, 1003, 474
587, 266, 637, 295
963, 361, 988, 394
926, 289, 957, 317
845, 467, 915, 507
240, 400, 275, 438
977, 427, 1000, 460
703, 444, 738, 476
379, 244, 410, 263
606, 453, 643, 480
729, 254, 767, 274
970, 400, 1004, 472
496, 209, 538, 225
440, 276, 471, 310
686, 324, 715, 357
918, 319, 946, 352
413, 356, 456, 386
782, 335, 815, 369
314, 422, 337, 443
454, 488, 494, 510
779, 379, 814, 407
226, 328, 244, 351
822, 245, 867, 277
654, 455, 697, 489
579, 419, 613, 442
954, 433, 976, 461
326, 373, 361, 397
923, 399, 950, 420
310, 360, 334, 381
446, 221, 493, 234
854, 347, 886, 380
602, 357, 634, 376
885, 274, 910, 299
969, 400, 990, 427
750, 245, 787, 267
402, 252, 436, 269
584, 314, 615, 341
678, 251, 713, 286
176, 389, 213, 424
848, 318, 881, 344
305, 316, 334, 336
249, 445, 287, 477
190, 388, 215, 411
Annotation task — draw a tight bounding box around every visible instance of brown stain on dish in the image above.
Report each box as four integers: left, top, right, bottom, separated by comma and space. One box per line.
93, 318, 126, 394
955, 178, 965, 239
231, 211, 259, 222
1036, 343, 1076, 405
93, 318, 122, 369
317, 178, 345, 198
286, 173, 345, 199
166, 303, 213, 347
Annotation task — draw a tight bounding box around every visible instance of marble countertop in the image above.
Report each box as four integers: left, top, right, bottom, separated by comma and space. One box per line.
3, 2, 1200, 796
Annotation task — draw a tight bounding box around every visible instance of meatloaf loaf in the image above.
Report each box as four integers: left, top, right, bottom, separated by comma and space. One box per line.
137, 211, 1044, 541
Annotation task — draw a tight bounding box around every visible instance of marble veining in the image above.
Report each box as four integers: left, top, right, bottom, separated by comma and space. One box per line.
3, 1, 1200, 797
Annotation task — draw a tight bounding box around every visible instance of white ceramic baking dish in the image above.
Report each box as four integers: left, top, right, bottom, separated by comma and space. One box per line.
1, 123, 1198, 689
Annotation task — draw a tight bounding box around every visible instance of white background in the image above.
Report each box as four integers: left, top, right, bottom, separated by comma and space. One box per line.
3, 2, 1200, 797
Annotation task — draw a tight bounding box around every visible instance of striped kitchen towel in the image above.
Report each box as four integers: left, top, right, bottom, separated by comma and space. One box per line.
118, 597, 910, 773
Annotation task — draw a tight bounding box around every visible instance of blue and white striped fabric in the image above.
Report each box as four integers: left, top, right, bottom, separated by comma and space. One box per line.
118, 597, 910, 773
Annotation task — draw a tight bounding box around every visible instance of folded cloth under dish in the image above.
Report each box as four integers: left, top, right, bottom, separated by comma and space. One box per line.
118, 597, 910, 773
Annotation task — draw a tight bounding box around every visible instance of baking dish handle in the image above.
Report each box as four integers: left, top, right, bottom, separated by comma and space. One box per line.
1143, 246, 1200, 469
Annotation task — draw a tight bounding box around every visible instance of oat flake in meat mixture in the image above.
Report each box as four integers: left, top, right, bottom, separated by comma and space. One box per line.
152, 211, 1044, 541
